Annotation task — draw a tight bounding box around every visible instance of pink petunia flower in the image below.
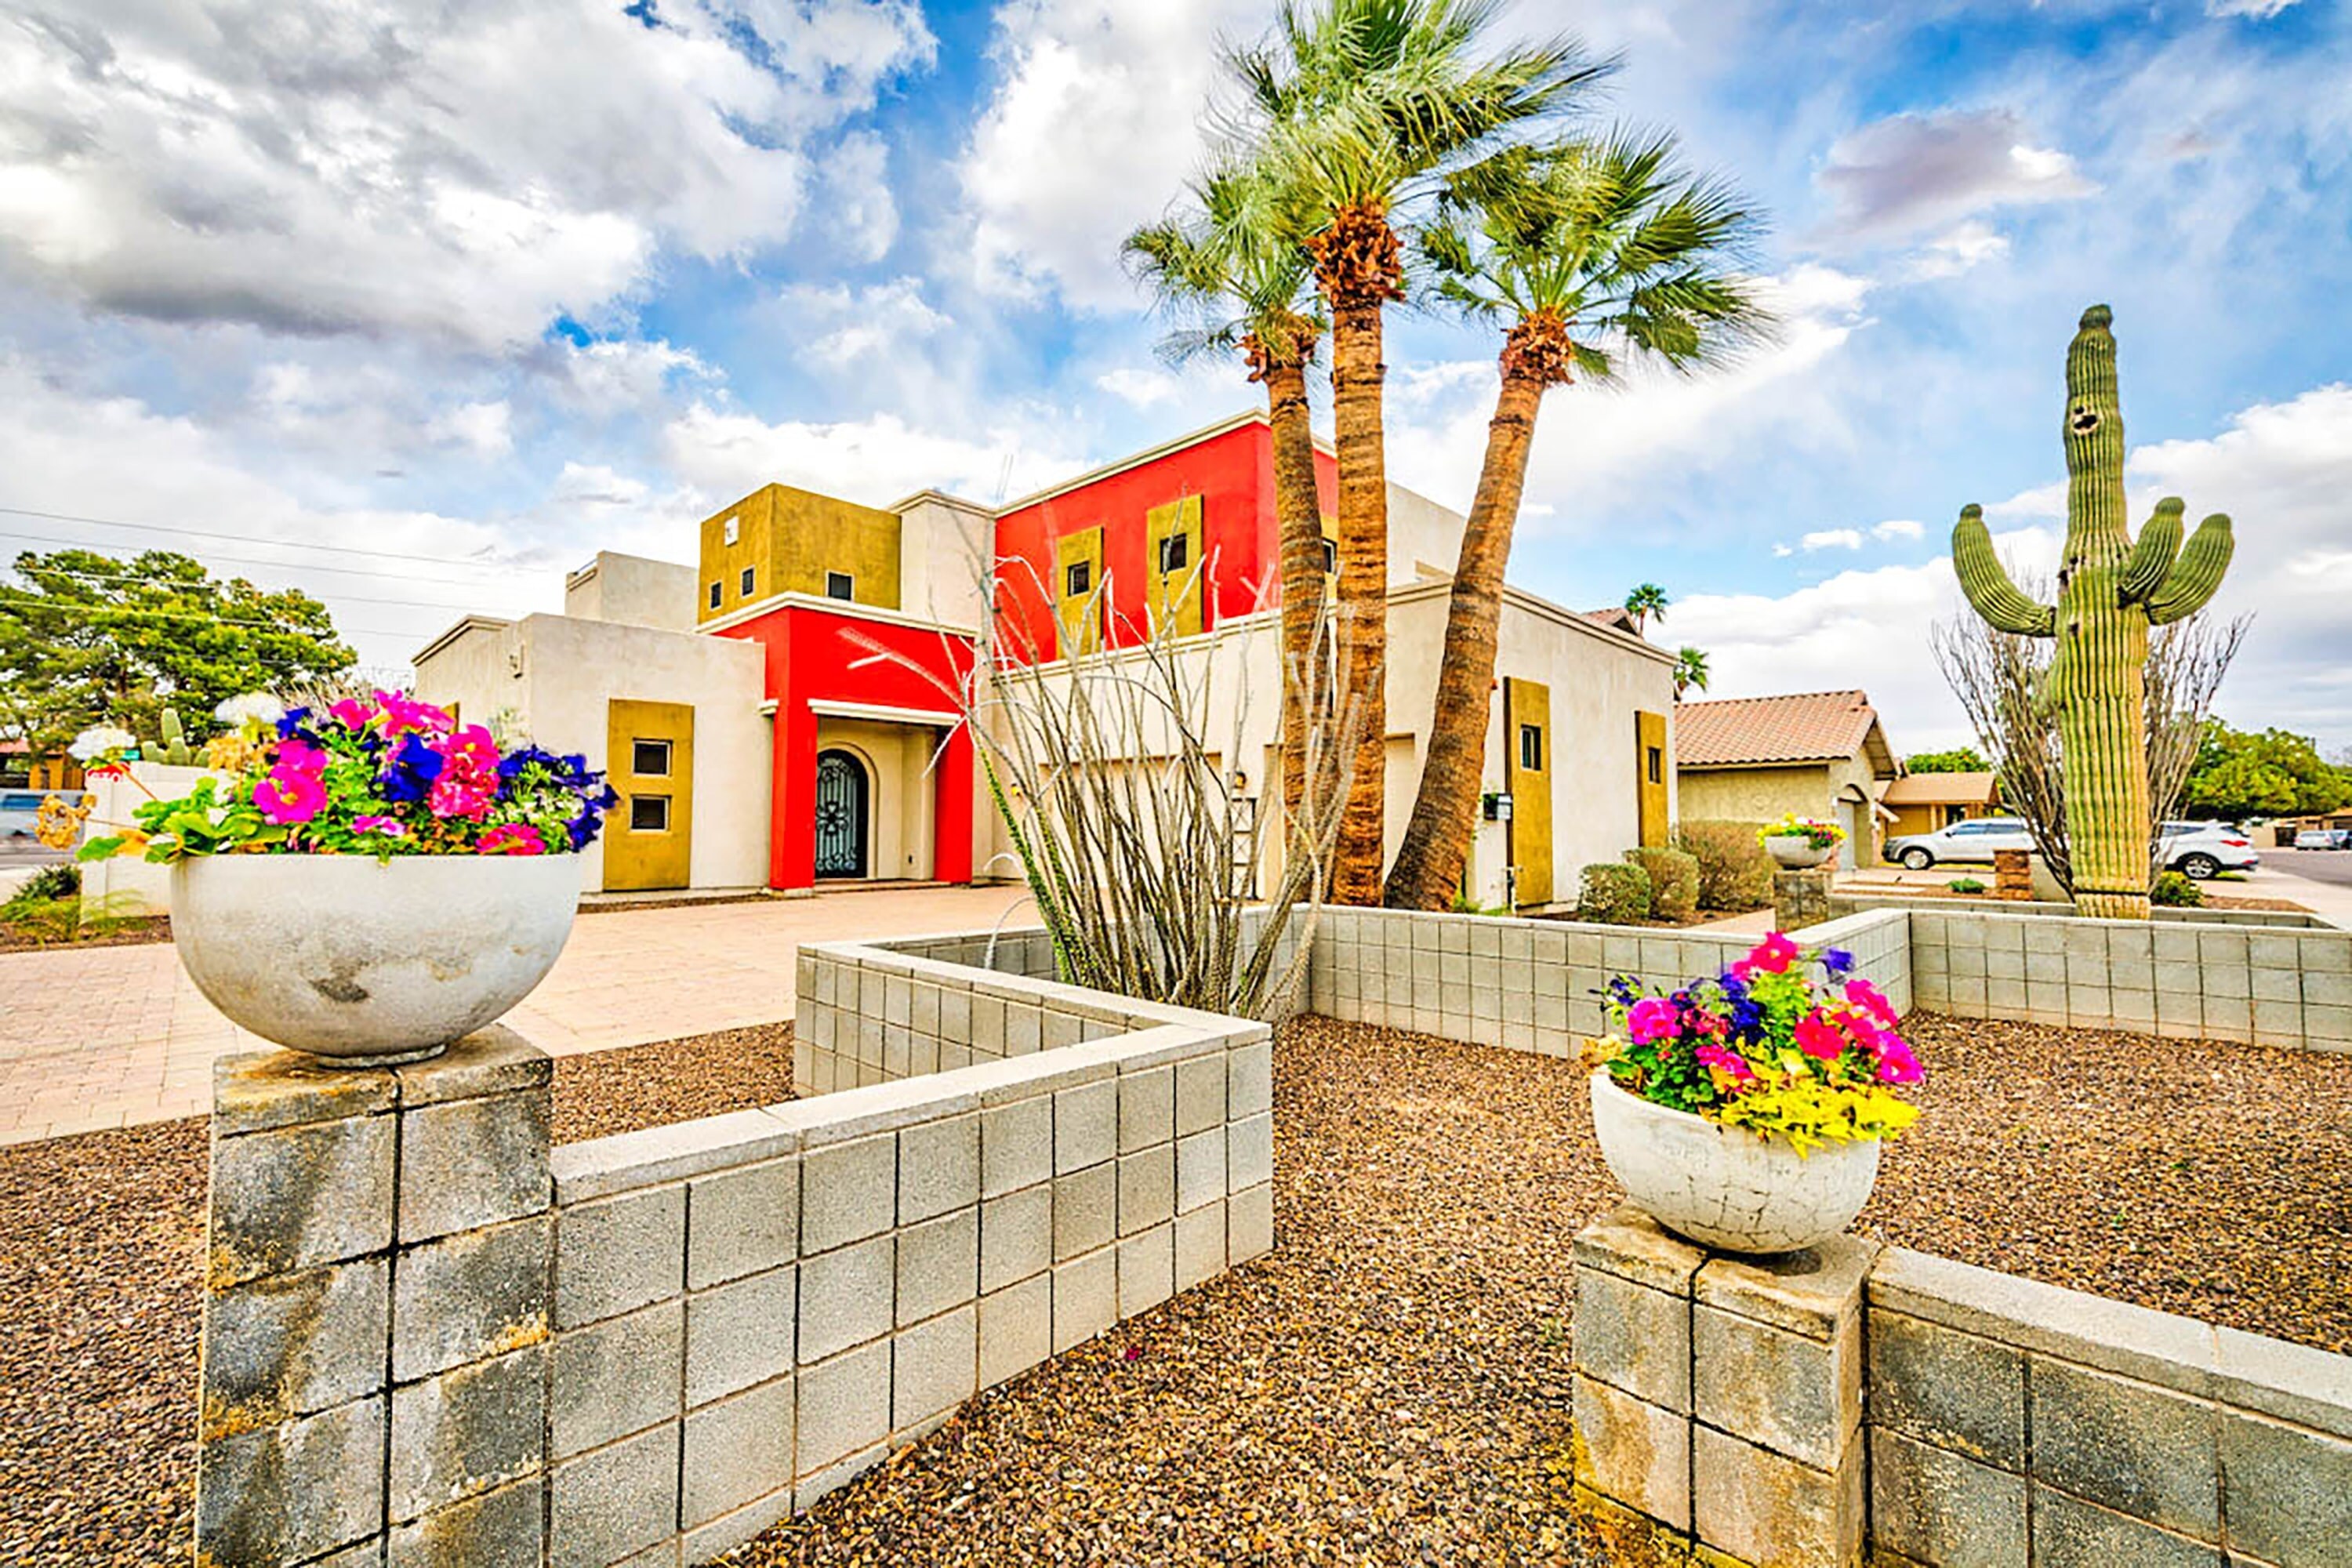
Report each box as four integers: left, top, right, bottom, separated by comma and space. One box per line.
378, 691, 455, 740
477, 823, 547, 856
1746, 932, 1800, 975
273, 738, 328, 775
1625, 996, 1678, 1045
353, 815, 407, 837
1845, 978, 1897, 1027
1696, 1041, 1756, 1085
1793, 1010, 1847, 1061
1874, 1034, 1923, 1085
254, 768, 327, 825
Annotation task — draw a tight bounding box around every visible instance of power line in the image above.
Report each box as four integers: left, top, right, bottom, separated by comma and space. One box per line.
0, 502, 536, 573
0, 587, 425, 642
0, 525, 525, 589
1, 557, 506, 615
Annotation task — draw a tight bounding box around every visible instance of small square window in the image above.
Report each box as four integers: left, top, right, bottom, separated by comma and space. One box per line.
1646, 746, 1664, 785
1066, 560, 1091, 597
632, 739, 671, 777
1158, 533, 1189, 573
826, 571, 854, 601
630, 794, 670, 833
740, 566, 756, 597
722, 514, 739, 545
1320, 538, 1338, 574
708, 581, 722, 610
1519, 724, 1543, 773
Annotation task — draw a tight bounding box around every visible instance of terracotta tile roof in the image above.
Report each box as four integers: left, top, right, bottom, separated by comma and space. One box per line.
1675, 690, 1893, 771
1882, 771, 2001, 806
1580, 607, 1639, 633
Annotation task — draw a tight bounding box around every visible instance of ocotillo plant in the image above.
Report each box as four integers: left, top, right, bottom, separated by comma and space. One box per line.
1951, 305, 2234, 919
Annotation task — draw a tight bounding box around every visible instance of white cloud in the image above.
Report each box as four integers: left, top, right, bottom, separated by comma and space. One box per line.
2205, 0, 2302, 16
778, 278, 953, 365
955, 0, 1263, 310
1904, 220, 2011, 281
0, 1, 935, 348
661, 403, 1084, 509
1817, 108, 2096, 241
1873, 518, 1926, 541
1802, 528, 1864, 550
427, 401, 516, 459
1095, 367, 1182, 408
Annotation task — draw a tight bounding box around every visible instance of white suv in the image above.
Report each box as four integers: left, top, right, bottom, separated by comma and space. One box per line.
1886, 817, 2036, 869
2158, 822, 2260, 880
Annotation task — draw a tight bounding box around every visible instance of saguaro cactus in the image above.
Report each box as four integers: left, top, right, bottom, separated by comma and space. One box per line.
1951, 305, 2234, 920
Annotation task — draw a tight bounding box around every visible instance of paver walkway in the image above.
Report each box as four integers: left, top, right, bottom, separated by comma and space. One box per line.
0, 884, 1030, 1146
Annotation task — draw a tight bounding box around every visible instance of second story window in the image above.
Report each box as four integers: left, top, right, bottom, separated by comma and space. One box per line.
1157, 533, 1189, 573
1320, 538, 1338, 574
1519, 724, 1543, 772
708, 581, 722, 611
722, 515, 739, 545
1066, 560, 1091, 597
740, 566, 756, 597
826, 571, 855, 601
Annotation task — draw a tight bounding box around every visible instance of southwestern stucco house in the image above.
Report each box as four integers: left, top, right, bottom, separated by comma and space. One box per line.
414, 412, 1677, 909
1672, 690, 1900, 868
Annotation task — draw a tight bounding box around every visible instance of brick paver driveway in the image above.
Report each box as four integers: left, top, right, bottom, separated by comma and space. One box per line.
0, 884, 1029, 1146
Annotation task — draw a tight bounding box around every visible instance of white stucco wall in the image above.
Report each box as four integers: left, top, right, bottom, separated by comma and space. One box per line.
894, 495, 993, 630
80, 763, 219, 916
563, 552, 698, 632
415, 615, 771, 893
1385, 482, 1468, 586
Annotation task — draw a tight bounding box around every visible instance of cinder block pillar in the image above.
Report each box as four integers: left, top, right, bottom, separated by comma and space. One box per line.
1773, 867, 1834, 932
198, 1028, 553, 1568
1571, 1204, 1876, 1568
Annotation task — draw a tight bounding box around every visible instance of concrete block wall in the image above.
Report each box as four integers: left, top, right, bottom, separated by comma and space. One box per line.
1868, 1247, 2352, 1568
1305, 906, 1911, 1054
1827, 890, 2325, 929
1573, 1213, 2352, 1568
1907, 909, 2352, 1052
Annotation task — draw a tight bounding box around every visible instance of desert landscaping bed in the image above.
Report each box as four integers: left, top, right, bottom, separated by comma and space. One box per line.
5, 1014, 2349, 1565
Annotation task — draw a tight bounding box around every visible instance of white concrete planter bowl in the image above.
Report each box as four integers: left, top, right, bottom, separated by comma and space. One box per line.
1588, 1069, 1879, 1255
171, 855, 579, 1065
1762, 835, 1834, 870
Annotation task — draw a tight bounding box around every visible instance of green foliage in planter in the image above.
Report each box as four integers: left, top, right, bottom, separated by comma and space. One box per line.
1577, 862, 1653, 925
2153, 870, 2204, 908
1673, 819, 1774, 909
1947, 877, 1987, 895
8, 863, 80, 906
1624, 846, 1699, 923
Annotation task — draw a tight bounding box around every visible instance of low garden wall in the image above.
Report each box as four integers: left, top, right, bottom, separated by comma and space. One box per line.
1573, 1207, 2352, 1568
194, 927, 1278, 1568
1824, 888, 2325, 929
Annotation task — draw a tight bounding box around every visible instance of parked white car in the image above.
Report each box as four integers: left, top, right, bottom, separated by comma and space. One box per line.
2157, 822, 2260, 880
1886, 816, 2036, 869
2295, 827, 2351, 850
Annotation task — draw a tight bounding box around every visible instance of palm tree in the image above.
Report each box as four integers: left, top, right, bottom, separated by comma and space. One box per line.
1675, 645, 1711, 698
1625, 580, 1670, 637
1125, 166, 1333, 829
1384, 133, 1766, 909
1224, 0, 1612, 904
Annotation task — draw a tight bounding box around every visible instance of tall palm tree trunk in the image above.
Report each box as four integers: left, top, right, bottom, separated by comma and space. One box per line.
1265, 349, 1327, 829
1385, 361, 1545, 909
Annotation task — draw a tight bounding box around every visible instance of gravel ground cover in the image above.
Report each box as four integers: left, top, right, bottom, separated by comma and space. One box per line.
4, 1011, 2347, 1567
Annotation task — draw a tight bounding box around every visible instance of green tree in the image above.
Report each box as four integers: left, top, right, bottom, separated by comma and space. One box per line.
1384, 132, 1765, 908
1905, 746, 1989, 774
1226, 0, 1610, 902
1675, 646, 1711, 698
0, 549, 355, 758
2180, 720, 2352, 821
1624, 580, 1669, 635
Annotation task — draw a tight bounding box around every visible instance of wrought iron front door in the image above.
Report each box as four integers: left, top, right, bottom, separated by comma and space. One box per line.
813, 750, 868, 878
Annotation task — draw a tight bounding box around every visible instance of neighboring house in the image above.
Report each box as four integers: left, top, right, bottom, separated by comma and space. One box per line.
0, 739, 83, 793
1882, 771, 2002, 838
414, 411, 1677, 906
1673, 690, 1900, 868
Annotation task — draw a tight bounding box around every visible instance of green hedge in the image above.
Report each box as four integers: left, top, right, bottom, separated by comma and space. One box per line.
1624, 846, 1700, 923
1673, 819, 1776, 911
1577, 862, 1653, 925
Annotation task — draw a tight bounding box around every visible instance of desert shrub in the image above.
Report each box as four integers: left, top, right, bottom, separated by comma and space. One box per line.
2153, 870, 2204, 908
1947, 877, 1987, 895
1674, 819, 1775, 910
1578, 862, 1653, 924
9, 864, 79, 905
1624, 846, 1699, 923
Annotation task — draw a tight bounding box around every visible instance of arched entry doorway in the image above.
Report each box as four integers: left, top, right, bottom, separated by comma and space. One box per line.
814, 749, 869, 878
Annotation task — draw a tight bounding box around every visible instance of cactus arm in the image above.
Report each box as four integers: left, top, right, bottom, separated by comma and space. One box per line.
2118, 496, 2183, 603
2143, 513, 2234, 625
1952, 504, 2056, 636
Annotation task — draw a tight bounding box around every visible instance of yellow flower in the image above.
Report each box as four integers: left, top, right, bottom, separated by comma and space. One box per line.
33, 793, 91, 851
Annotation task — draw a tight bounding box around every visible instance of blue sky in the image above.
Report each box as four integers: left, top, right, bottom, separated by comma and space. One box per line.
2, 0, 2347, 753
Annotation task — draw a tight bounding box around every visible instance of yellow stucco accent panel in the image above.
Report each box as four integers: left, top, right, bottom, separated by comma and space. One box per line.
1055, 524, 1105, 656
695, 485, 902, 623
1145, 495, 1205, 637
604, 699, 694, 891
1506, 677, 1553, 906
1636, 710, 1671, 848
